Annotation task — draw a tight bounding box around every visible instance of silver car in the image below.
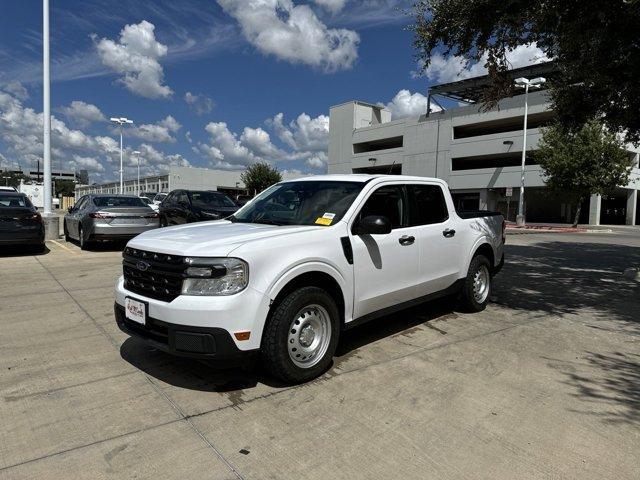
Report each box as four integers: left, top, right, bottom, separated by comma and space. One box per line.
64, 194, 159, 249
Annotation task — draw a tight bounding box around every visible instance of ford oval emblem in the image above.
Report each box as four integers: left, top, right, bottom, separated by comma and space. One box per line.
136, 260, 150, 272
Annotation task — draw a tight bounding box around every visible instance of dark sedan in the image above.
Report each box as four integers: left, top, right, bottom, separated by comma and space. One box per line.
159, 190, 239, 226
64, 194, 159, 249
0, 192, 45, 251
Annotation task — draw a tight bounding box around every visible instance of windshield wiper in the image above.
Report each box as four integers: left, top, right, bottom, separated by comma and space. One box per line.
251, 219, 284, 226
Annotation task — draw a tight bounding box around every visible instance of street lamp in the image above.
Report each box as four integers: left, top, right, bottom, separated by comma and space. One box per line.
110, 117, 134, 194
133, 150, 141, 196
514, 76, 546, 226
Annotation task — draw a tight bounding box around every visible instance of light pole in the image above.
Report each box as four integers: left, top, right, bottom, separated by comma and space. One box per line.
110, 117, 133, 194
514, 76, 546, 226
133, 150, 141, 196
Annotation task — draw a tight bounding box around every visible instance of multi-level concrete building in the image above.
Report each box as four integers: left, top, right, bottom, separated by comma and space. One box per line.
329, 64, 640, 225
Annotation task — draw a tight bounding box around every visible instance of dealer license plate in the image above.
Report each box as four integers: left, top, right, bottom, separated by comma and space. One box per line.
125, 297, 146, 325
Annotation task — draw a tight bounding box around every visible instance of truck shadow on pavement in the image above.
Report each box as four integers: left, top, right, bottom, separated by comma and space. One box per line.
497, 240, 640, 425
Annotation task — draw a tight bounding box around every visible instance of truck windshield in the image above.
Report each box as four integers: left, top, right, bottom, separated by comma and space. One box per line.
231, 181, 364, 226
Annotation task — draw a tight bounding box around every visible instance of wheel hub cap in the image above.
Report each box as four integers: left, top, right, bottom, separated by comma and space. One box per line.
287, 304, 331, 369
473, 265, 490, 303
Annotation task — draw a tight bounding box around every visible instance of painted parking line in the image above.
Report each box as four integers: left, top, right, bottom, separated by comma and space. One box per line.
48, 239, 78, 254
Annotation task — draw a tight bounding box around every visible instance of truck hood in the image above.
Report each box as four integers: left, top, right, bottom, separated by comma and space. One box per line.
128, 220, 319, 257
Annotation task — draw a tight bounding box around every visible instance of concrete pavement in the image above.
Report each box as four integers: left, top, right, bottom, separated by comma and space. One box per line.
1, 232, 639, 479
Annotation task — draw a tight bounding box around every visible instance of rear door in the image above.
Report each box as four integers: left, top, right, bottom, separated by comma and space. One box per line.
408, 183, 461, 294
69, 196, 87, 237
349, 183, 421, 319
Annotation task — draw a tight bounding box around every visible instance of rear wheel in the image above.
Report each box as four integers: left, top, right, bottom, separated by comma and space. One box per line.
262, 286, 340, 384
460, 254, 491, 312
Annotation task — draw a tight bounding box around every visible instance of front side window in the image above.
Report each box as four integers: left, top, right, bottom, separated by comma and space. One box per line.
408, 185, 449, 226
232, 181, 364, 226
356, 185, 406, 229
189, 191, 236, 209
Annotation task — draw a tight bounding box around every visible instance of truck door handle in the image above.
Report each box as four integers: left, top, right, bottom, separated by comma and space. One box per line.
443, 229, 456, 238
399, 235, 415, 246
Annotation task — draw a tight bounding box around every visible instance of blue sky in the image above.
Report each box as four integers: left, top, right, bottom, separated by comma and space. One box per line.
0, 0, 546, 183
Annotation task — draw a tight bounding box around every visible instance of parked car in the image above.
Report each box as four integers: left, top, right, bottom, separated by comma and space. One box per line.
159, 189, 239, 226
139, 196, 159, 212
0, 186, 18, 192
0, 191, 44, 251
64, 194, 159, 250
152, 192, 167, 205
115, 175, 505, 383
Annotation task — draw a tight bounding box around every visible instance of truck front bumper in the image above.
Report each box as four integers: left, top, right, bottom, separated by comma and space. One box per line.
114, 275, 270, 354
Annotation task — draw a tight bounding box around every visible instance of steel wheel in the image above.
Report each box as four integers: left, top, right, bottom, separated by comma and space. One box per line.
473, 264, 490, 304
287, 304, 332, 369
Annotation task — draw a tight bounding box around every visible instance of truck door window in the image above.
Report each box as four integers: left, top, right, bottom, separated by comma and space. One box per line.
357, 185, 406, 229
408, 185, 449, 226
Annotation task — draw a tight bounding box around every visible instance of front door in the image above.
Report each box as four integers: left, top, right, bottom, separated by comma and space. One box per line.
349, 184, 420, 319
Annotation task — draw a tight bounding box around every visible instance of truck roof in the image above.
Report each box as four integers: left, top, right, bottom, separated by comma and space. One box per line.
286, 174, 445, 184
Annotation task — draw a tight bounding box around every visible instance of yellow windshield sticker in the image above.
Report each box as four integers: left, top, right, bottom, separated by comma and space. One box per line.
315, 217, 332, 226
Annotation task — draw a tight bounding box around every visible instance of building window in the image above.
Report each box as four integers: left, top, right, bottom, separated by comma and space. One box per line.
353, 136, 403, 154
452, 111, 554, 139
451, 153, 537, 171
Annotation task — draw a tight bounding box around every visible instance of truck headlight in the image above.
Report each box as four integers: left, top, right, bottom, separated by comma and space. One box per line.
181, 258, 249, 296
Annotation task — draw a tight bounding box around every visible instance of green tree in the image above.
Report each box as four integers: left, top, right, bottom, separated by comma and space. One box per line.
241, 162, 282, 195
0, 170, 30, 189
55, 179, 76, 197
412, 0, 640, 142
535, 120, 634, 226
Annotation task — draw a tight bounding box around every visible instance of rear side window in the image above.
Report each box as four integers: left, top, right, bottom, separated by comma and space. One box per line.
357, 185, 406, 229
0, 194, 28, 207
408, 184, 449, 226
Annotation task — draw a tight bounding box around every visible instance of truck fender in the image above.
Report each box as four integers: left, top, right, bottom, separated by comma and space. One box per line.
266, 261, 353, 322
464, 236, 498, 275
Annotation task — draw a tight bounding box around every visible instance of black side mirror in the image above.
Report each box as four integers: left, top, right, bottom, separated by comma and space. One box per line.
353, 215, 392, 235
67, 206, 74, 213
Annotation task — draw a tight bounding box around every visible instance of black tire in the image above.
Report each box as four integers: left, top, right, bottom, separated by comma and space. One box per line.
78, 225, 89, 250
460, 254, 492, 312
262, 286, 340, 384
63, 220, 71, 242
160, 215, 168, 227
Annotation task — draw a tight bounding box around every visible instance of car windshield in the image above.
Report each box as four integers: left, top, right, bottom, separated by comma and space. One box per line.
189, 191, 236, 209
155, 193, 167, 201
92, 196, 147, 208
0, 194, 30, 208
231, 181, 364, 226
140, 197, 152, 205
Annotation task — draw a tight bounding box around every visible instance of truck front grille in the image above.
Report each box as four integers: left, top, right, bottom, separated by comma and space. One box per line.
122, 247, 186, 302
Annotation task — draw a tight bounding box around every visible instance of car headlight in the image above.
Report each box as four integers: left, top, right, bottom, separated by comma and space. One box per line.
181, 257, 249, 296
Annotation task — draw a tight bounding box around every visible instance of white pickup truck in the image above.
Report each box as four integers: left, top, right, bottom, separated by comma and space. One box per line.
115, 175, 504, 383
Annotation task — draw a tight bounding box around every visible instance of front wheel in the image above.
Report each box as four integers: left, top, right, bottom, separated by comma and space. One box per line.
262, 286, 340, 384
460, 255, 492, 312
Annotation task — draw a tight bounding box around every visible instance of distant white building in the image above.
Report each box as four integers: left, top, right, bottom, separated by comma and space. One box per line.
329, 63, 640, 226
75, 166, 301, 197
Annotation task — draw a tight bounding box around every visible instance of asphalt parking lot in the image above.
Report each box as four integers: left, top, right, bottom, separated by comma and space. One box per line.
1, 231, 639, 479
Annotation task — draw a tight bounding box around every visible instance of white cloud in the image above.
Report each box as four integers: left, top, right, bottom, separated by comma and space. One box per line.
306, 151, 327, 170
421, 43, 549, 84
381, 89, 441, 119
268, 112, 329, 151
184, 91, 215, 115
0, 90, 187, 178
61, 100, 106, 127
313, 0, 348, 13
2, 82, 29, 101
126, 115, 181, 143
94, 20, 173, 99
217, 0, 359, 72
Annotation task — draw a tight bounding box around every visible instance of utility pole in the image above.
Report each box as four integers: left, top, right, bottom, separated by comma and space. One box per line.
514, 76, 546, 226
41, 0, 59, 239
110, 117, 133, 194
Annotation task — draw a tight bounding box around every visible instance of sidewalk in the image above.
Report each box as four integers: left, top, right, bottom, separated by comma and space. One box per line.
506, 221, 640, 234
